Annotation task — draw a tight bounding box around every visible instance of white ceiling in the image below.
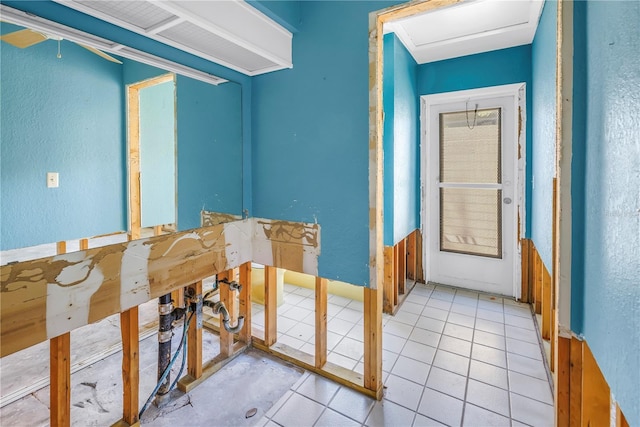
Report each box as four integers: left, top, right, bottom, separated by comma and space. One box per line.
53, 0, 293, 76
384, 0, 545, 64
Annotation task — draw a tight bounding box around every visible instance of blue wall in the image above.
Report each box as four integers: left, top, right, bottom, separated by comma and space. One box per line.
252, 0, 401, 286
1, 24, 126, 249
576, 1, 640, 423
383, 33, 419, 246
176, 77, 243, 229
2, 0, 254, 223
531, 0, 557, 270
139, 81, 176, 228
417, 46, 533, 240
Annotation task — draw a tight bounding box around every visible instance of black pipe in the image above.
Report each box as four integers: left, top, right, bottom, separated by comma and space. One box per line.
156, 293, 173, 404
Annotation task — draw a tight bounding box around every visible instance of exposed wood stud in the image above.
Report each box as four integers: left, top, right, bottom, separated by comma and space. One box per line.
582, 342, 610, 426
406, 231, 417, 281
520, 239, 530, 303
569, 336, 583, 427
187, 281, 203, 379
153, 225, 163, 236
218, 270, 234, 358
556, 334, 571, 426
535, 254, 543, 315
315, 277, 328, 368
396, 239, 406, 295
415, 230, 424, 283
238, 262, 252, 345
616, 404, 629, 427
79, 239, 89, 251
50, 241, 70, 427
50, 332, 71, 427
383, 246, 394, 314
120, 306, 139, 426
542, 265, 551, 340
264, 266, 278, 347
363, 286, 383, 399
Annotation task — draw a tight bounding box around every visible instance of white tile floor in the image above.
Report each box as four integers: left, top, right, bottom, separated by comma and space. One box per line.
254, 282, 554, 427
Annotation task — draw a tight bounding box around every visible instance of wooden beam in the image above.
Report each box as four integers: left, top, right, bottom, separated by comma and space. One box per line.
396, 239, 406, 295
406, 231, 417, 281
383, 246, 394, 314
556, 333, 571, 426
238, 262, 252, 345
315, 277, 328, 368
79, 239, 89, 251
127, 85, 141, 241
582, 342, 610, 426
252, 339, 377, 400
416, 230, 424, 283
264, 266, 278, 347
50, 332, 70, 427
363, 286, 383, 399
569, 336, 583, 427
520, 239, 530, 303
0, 220, 252, 358
218, 270, 235, 358
120, 306, 139, 426
178, 342, 247, 393
187, 281, 203, 379
542, 264, 551, 340
50, 242, 70, 427
534, 252, 543, 315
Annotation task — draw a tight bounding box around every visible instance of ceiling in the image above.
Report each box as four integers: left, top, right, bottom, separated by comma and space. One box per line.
53, 0, 293, 76
384, 0, 545, 64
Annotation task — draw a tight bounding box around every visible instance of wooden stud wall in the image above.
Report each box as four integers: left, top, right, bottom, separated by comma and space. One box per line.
383, 229, 422, 315
554, 334, 630, 426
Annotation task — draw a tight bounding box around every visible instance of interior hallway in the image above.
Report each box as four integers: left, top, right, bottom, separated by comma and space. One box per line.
0, 271, 554, 426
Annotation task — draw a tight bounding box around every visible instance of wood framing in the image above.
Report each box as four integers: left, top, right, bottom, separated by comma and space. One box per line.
218, 269, 235, 358
363, 286, 383, 399
382, 231, 420, 315
238, 262, 252, 344
0, 220, 253, 358
50, 332, 70, 427
582, 342, 610, 426
383, 246, 394, 314
520, 239, 531, 303
50, 241, 70, 427
315, 277, 328, 368
541, 265, 551, 340
556, 333, 571, 426
187, 281, 203, 379
395, 239, 406, 295
264, 265, 278, 346
119, 306, 139, 426
127, 73, 175, 241
406, 231, 417, 281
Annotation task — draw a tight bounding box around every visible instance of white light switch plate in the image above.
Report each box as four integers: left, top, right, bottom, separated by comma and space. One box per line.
47, 172, 59, 188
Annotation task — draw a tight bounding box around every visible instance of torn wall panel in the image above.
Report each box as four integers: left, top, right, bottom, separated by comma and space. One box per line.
0, 221, 252, 357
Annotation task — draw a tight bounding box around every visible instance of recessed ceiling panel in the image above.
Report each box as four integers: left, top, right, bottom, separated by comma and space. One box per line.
75, 0, 174, 31
386, 0, 544, 64
158, 21, 277, 73
401, 0, 531, 46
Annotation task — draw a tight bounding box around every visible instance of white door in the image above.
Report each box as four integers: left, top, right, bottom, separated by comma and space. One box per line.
423, 89, 520, 296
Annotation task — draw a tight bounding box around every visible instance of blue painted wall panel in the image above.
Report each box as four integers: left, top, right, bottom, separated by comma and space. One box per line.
176, 78, 243, 230
392, 35, 419, 244
531, 0, 557, 270
1, 25, 125, 249
139, 81, 176, 227
577, 1, 640, 423
383, 33, 395, 246
252, 0, 401, 286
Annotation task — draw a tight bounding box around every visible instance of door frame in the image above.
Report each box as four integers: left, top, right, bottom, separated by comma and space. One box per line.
126, 73, 176, 240
420, 83, 526, 298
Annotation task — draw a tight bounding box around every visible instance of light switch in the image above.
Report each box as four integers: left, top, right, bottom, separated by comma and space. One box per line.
47, 172, 59, 188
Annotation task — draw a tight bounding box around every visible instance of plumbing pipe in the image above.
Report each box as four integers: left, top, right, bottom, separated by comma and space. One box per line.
155, 293, 173, 407
206, 300, 245, 334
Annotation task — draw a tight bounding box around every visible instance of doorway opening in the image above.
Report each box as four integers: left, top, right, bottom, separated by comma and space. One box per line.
421, 84, 526, 297
127, 73, 177, 240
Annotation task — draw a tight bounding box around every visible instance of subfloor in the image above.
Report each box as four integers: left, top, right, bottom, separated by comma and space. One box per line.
1, 239, 554, 426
